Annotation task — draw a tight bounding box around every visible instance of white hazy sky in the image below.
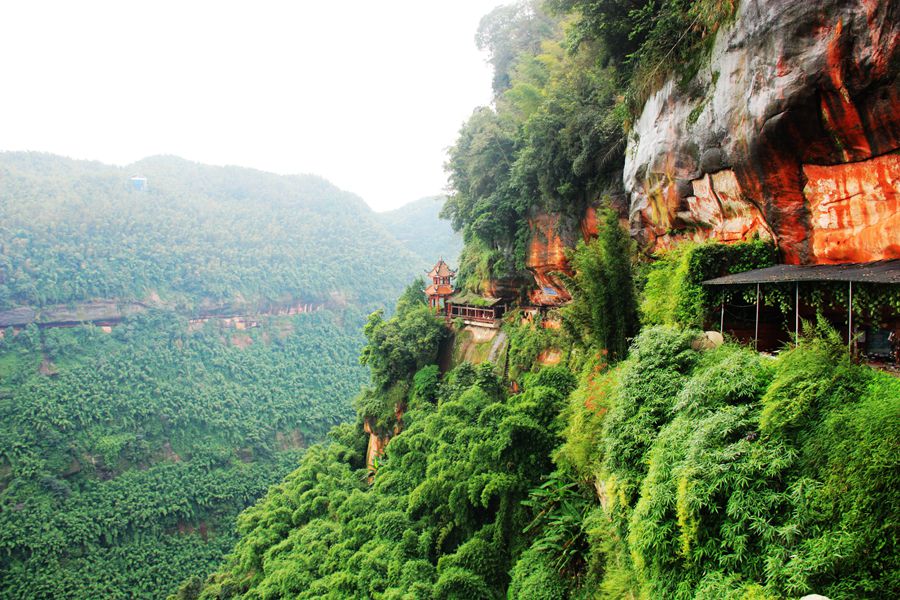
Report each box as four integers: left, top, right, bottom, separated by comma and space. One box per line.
0, 1, 502, 211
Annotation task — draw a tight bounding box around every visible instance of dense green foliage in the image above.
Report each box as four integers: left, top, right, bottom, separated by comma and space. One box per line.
356, 281, 448, 433
640, 239, 777, 327
505, 310, 565, 381
190, 316, 898, 599
562, 209, 639, 360
443, 0, 733, 290
550, 0, 737, 110
0, 153, 420, 309
360, 294, 446, 392
443, 1, 626, 289
553, 325, 899, 598
192, 363, 577, 599
0, 310, 370, 598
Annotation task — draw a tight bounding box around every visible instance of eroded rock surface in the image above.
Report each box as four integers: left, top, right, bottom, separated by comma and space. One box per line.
625, 0, 900, 264
803, 152, 900, 262
525, 213, 573, 305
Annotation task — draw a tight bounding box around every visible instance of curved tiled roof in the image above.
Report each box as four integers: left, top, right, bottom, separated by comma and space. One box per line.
426, 258, 455, 278
424, 283, 454, 296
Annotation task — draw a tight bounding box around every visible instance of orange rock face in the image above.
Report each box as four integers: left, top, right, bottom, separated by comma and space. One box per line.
625, 0, 900, 264
363, 405, 405, 472
580, 206, 600, 240
650, 169, 775, 252
536, 348, 562, 366
364, 418, 387, 471
803, 153, 900, 262
525, 213, 572, 305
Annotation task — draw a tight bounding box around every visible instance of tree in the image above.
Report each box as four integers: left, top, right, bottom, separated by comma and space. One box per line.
563, 208, 638, 360
476, 1, 557, 96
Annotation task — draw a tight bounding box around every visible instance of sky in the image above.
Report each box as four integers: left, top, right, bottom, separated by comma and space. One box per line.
0, 1, 502, 211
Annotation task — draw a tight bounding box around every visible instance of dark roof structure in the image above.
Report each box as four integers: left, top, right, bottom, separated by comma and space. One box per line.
702, 259, 900, 286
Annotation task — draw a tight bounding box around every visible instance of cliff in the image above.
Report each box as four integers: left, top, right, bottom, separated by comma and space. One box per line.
525, 213, 574, 305
625, 0, 900, 264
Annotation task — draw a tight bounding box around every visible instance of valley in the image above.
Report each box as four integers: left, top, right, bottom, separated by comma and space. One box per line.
1, 1, 898, 599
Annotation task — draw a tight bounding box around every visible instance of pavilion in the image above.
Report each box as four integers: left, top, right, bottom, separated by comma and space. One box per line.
703, 259, 900, 356
424, 258, 507, 327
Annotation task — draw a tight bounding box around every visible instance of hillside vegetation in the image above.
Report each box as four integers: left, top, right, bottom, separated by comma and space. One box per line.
443, 0, 735, 290
0, 154, 459, 599
376, 196, 464, 269
0, 310, 370, 598
0, 153, 425, 310
185, 267, 898, 599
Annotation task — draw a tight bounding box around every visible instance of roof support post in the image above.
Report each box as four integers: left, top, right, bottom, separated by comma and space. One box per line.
755, 283, 760, 350
848, 281, 853, 353
720, 293, 725, 335
795, 282, 799, 343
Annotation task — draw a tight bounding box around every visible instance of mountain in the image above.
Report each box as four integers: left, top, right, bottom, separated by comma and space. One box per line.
185, 1, 900, 599
0, 153, 436, 599
376, 196, 463, 269
0, 153, 421, 310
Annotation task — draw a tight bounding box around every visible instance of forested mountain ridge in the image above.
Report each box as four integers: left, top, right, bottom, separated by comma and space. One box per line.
376, 196, 464, 269
0, 153, 462, 598
0, 152, 423, 311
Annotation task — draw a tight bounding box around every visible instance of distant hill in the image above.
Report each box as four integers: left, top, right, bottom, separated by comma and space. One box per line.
0, 153, 421, 310
0, 152, 444, 599
376, 195, 463, 270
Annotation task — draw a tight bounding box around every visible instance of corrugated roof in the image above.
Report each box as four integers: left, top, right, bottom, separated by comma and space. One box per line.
702, 259, 900, 285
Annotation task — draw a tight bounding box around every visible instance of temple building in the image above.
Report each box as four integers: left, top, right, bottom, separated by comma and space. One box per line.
424, 258, 455, 311
425, 258, 507, 327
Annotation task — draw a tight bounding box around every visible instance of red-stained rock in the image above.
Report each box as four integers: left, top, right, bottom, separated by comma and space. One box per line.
480, 276, 527, 300
625, 0, 900, 264
536, 348, 562, 366
652, 169, 774, 251
803, 153, 900, 262
364, 404, 406, 473
525, 213, 572, 305
580, 206, 600, 240
364, 418, 387, 472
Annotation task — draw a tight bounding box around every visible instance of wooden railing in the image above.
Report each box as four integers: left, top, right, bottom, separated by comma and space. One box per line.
448, 304, 496, 323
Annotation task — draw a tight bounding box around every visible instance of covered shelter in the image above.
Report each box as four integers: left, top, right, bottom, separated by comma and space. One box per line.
446, 291, 506, 328
703, 259, 900, 355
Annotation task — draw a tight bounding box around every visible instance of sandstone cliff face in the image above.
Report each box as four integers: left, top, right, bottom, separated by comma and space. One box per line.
525, 213, 574, 305
625, 0, 900, 264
